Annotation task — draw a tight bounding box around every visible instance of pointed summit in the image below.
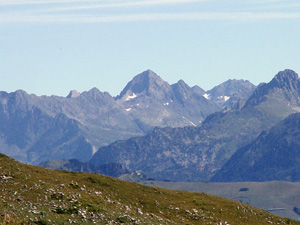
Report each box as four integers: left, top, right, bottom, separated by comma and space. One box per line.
274, 69, 298, 81
81, 87, 102, 98
244, 69, 300, 109
191, 85, 205, 96
269, 69, 299, 90
172, 80, 193, 104
67, 90, 81, 98
174, 79, 190, 89
126, 69, 162, 94
116, 70, 172, 100
172, 80, 191, 93
141, 69, 159, 79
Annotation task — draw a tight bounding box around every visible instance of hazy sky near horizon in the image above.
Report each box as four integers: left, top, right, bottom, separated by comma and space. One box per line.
1, 0, 300, 97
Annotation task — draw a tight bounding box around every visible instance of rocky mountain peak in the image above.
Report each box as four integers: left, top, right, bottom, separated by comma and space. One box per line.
79, 88, 115, 106
206, 79, 256, 108
208, 79, 255, 97
143, 69, 158, 79
67, 90, 81, 98
116, 70, 172, 100
172, 80, 193, 104
175, 79, 189, 87
172, 80, 192, 92
87, 87, 101, 94
270, 69, 299, 89
12, 90, 29, 101
5, 90, 32, 112
191, 85, 206, 95
15, 89, 28, 95
243, 69, 300, 109
82, 87, 106, 98
274, 69, 298, 81
130, 70, 161, 92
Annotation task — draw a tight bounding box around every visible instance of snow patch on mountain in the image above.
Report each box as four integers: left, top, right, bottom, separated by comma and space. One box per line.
92, 146, 98, 155
217, 96, 230, 102
182, 116, 196, 127
203, 93, 210, 100
125, 93, 137, 101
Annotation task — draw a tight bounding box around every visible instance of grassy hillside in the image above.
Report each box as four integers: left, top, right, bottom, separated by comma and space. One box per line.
0, 153, 298, 225
136, 179, 300, 222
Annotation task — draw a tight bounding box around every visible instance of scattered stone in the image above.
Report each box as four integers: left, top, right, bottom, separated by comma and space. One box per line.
124, 205, 130, 211
29, 210, 41, 215
185, 209, 191, 214
1, 175, 12, 180
136, 208, 143, 215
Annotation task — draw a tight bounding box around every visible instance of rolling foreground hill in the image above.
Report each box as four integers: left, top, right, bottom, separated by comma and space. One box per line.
91, 69, 300, 181
0, 153, 298, 225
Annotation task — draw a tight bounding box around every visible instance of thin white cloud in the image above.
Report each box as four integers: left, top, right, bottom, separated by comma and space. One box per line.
252, 3, 300, 10
0, 0, 99, 5
45, 0, 205, 12
245, 0, 300, 10
1, 12, 300, 24
1, 0, 299, 25
0, 0, 205, 6
242, 0, 297, 4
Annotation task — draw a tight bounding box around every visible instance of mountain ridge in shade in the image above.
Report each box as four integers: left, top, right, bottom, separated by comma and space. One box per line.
211, 112, 300, 182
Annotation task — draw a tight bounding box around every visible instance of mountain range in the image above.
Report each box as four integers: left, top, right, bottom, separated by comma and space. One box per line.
0, 70, 255, 165
7, 68, 300, 183
89, 69, 300, 182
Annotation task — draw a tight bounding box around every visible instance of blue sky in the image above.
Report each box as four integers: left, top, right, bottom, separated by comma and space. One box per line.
1, 0, 300, 97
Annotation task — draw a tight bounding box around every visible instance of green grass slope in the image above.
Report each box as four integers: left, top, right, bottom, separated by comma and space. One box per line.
0, 154, 298, 225
139, 180, 300, 222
